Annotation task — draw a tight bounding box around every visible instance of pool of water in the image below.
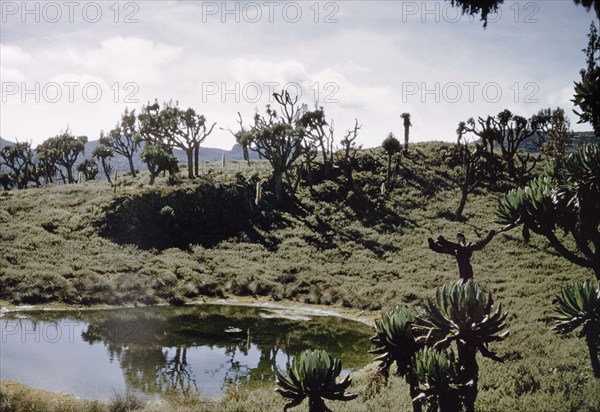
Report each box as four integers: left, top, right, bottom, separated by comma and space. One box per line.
0, 304, 373, 400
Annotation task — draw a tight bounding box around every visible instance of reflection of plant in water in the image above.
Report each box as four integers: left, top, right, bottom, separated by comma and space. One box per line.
10, 305, 371, 397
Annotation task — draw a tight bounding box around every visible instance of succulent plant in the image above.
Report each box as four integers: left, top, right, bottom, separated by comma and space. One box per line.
551, 280, 600, 377
412, 348, 466, 412
370, 306, 421, 378
275, 349, 357, 412
418, 281, 509, 356
417, 280, 509, 412
496, 144, 600, 279
496, 175, 556, 233
370, 306, 424, 411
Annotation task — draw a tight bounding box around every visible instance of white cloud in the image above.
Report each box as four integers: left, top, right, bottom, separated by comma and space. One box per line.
0, 45, 32, 82
547, 86, 576, 108
54, 36, 182, 84
0, 1, 594, 146
0, 45, 32, 66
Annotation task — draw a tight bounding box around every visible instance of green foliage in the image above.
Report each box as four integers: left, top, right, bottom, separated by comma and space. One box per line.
552, 280, 600, 335
412, 348, 464, 412
381, 133, 401, 156
103, 108, 142, 176
418, 280, 509, 356
564, 142, 600, 188
370, 306, 420, 378
152, 102, 216, 179
496, 143, 600, 278
2, 143, 600, 410
573, 21, 600, 137
100, 180, 255, 249
447, 0, 503, 27
275, 349, 357, 412
77, 159, 99, 181
458, 109, 540, 185
0, 141, 37, 189
417, 280, 508, 411
36, 128, 87, 184
139, 144, 179, 185
531, 107, 574, 161
248, 90, 306, 204
108, 390, 145, 412
92, 144, 114, 183
551, 280, 600, 377
496, 175, 556, 231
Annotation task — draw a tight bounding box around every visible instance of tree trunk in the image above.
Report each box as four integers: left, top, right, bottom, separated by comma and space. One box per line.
102, 159, 112, 183
439, 390, 462, 412
321, 143, 330, 179
243, 144, 250, 165
186, 148, 194, 179
404, 126, 409, 154
307, 160, 313, 190
457, 344, 478, 412
194, 143, 200, 176
127, 156, 136, 177
455, 186, 468, 219
407, 376, 422, 412
275, 172, 284, 204
66, 167, 74, 184
585, 325, 600, 378
386, 154, 392, 190
308, 396, 328, 412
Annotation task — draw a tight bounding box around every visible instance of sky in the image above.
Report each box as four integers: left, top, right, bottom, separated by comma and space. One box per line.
0, 0, 596, 149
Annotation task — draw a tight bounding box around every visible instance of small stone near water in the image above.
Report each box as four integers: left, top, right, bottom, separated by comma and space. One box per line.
224, 326, 243, 333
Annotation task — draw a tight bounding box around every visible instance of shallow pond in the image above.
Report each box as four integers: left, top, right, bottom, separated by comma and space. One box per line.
0, 304, 373, 400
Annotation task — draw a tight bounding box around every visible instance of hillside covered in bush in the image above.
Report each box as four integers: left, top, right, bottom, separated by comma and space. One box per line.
1, 141, 599, 410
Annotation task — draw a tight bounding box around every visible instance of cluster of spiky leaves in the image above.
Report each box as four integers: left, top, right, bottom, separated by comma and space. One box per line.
573, 66, 600, 135
369, 306, 421, 377
412, 348, 467, 411
275, 349, 357, 412
496, 144, 600, 280
495, 175, 557, 232
564, 144, 600, 189
552, 280, 600, 336
417, 281, 509, 359
497, 144, 600, 231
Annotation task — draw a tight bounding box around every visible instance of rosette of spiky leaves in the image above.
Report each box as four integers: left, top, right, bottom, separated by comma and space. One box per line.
370, 306, 421, 378
275, 349, 357, 412
552, 280, 600, 336
412, 348, 467, 412
561, 144, 600, 235
495, 175, 560, 234
572, 67, 600, 135
417, 281, 509, 361
551, 280, 600, 377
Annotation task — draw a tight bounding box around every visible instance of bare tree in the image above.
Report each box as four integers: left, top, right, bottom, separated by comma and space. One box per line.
103, 108, 142, 177
164, 103, 216, 179
337, 119, 362, 184
459, 110, 540, 185
299, 106, 335, 178
249, 90, 306, 204
401, 112, 412, 154
222, 112, 252, 166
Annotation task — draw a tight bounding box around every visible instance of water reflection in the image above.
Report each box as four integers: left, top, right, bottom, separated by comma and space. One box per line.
0, 305, 372, 399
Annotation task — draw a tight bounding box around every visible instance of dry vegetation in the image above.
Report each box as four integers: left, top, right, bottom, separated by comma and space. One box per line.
1, 143, 599, 411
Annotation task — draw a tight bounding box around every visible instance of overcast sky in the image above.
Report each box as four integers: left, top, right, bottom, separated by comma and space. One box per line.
0, 0, 596, 149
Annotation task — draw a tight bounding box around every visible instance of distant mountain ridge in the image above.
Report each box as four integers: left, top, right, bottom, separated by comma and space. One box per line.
518, 131, 597, 153
0, 137, 259, 174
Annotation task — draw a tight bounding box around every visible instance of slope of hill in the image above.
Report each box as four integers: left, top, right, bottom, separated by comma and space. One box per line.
0, 142, 598, 411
